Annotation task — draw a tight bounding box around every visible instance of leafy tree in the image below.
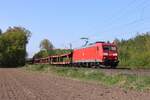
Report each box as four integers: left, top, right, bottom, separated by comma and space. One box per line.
33, 50, 49, 59
117, 32, 150, 68
33, 39, 54, 59
0, 27, 31, 67
40, 39, 54, 50
113, 38, 120, 45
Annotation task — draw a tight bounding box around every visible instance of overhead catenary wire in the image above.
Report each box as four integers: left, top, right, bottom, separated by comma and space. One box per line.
64, 0, 150, 48
62, 1, 139, 47
102, 0, 149, 29
102, 0, 139, 27
88, 0, 150, 40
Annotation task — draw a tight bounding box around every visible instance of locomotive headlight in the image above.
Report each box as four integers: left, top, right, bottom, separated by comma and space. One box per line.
103, 53, 108, 56
113, 53, 118, 56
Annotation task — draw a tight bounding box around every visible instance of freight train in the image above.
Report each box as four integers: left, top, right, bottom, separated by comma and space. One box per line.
33, 41, 119, 68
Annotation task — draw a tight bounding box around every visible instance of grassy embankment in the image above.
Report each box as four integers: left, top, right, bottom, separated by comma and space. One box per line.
25, 64, 150, 91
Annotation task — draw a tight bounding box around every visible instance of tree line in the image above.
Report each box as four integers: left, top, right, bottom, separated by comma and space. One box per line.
0, 27, 31, 67
116, 32, 150, 68
33, 39, 72, 59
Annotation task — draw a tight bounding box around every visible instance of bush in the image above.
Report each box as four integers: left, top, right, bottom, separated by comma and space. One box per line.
0, 27, 31, 67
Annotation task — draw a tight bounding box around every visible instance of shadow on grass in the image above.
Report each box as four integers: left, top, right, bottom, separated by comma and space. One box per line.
56, 65, 131, 70
0, 65, 24, 68
99, 67, 131, 70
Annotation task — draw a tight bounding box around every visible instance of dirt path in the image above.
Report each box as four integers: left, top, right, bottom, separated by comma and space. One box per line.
0, 68, 150, 100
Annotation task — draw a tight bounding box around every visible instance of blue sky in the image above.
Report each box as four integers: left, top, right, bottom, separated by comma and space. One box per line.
0, 0, 150, 57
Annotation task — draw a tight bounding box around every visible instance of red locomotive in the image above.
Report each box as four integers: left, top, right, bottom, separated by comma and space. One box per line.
33, 41, 119, 68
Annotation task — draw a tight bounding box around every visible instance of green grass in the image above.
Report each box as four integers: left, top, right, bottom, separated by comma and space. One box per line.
25, 64, 150, 91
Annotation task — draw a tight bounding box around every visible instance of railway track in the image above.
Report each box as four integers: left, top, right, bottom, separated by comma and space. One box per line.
56, 65, 150, 76
99, 68, 150, 76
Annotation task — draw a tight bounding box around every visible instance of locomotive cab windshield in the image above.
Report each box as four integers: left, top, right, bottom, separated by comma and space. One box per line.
103, 45, 118, 56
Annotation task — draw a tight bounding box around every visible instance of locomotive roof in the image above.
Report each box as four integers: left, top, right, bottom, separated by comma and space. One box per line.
75, 41, 115, 50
